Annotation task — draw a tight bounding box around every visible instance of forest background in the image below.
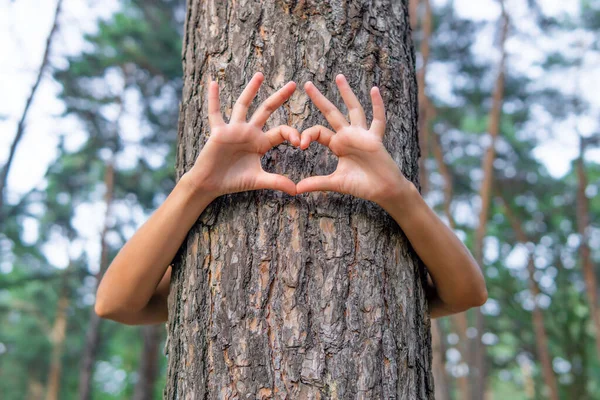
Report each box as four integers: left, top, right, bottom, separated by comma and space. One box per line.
0, 0, 599, 399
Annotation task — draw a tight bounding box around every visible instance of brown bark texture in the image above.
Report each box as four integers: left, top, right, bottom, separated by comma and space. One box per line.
166, 0, 433, 399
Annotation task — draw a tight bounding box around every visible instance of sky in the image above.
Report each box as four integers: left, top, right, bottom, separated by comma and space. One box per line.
0, 0, 599, 271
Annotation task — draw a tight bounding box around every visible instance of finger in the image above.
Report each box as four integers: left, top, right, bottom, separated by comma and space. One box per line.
254, 171, 297, 196
230, 72, 264, 122
296, 173, 338, 194
208, 80, 225, 126
264, 125, 301, 150
370, 86, 386, 137
335, 74, 367, 128
250, 81, 297, 128
299, 125, 336, 152
304, 81, 349, 131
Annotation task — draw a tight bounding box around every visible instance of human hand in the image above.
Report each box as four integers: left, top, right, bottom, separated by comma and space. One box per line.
184, 72, 300, 198
296, 74, 412, 207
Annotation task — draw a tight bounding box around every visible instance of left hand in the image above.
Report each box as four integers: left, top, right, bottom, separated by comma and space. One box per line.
297, 74, 412, 207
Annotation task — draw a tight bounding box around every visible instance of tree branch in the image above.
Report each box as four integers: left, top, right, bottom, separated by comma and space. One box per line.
0, 0, 64, 216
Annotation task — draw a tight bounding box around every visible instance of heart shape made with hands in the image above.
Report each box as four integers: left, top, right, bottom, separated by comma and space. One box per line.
187, 71, 407, 208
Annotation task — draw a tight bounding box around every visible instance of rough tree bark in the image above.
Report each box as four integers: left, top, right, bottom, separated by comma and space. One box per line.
166, 1, 433, 398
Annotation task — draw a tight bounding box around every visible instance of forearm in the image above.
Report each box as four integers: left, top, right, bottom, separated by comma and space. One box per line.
95, 172, 215, 317
379, 182, 488, 314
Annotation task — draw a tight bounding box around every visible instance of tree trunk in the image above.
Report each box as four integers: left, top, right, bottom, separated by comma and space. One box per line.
500, 196, 559, 400
409, 0, 420, 32
575, 142, 600, 357
45, 271, 71, 400
471, 3, 508, 398
78, 161, 115, 400
133, 325, 163, 400
431, 320, 451, 400
166, 0, 433, 398
431, 124, 469, 400
411, 1, 453, 395
26, 377, 44, 400
416, 0, 432, 195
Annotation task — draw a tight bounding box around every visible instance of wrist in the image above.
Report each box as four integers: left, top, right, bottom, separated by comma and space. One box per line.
376, 178, 420, 216
179, 170, 219, 203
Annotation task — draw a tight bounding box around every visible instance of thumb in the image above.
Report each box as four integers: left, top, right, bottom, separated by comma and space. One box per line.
296, 173, 339, 194
254, 170, 297, 196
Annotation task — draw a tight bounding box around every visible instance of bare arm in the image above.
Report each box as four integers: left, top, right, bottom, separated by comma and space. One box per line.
95, 72, 300, 325
297, 74, 488, 318
94, 176, 213, 325
380, 183, 488, 318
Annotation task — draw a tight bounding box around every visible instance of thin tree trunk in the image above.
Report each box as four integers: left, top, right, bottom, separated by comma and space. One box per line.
430, 125, 469, 400
416, 0, 432, 195
409, 0, 421, 31
0, 0, 63, 217
471, 4, 509, 398
412, 1, 453, 396
432, 319, 451, 400
500, 196, 559, 400
575, 139, 600, 356
26, 377, 45, 400
45, 270, 71, 400
133, 325, 163, 400
78, 161, 115, 400
166, 1, 433, 398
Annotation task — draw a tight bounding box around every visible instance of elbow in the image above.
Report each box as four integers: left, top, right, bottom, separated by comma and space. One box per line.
94, 290, 146, 325
472, 285, 488, 308
94, 291, 128, 321
94, 300, 109, 319
449, 284, 488, 314
94, 299, 134, 325
464, 277, 488, 310
94, 296, 117, 320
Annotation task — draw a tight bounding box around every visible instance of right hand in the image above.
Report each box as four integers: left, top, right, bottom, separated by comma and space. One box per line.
184, 72, 300, 198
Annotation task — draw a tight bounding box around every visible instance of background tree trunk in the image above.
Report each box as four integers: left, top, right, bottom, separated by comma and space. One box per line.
132, 325, 163, 400
78, 161, 115, 400
45, 267, 71, 400
166, 1, 433, 398
576, 138, 600, 357
500, 196, 559, 400
471, 3, 508, 398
